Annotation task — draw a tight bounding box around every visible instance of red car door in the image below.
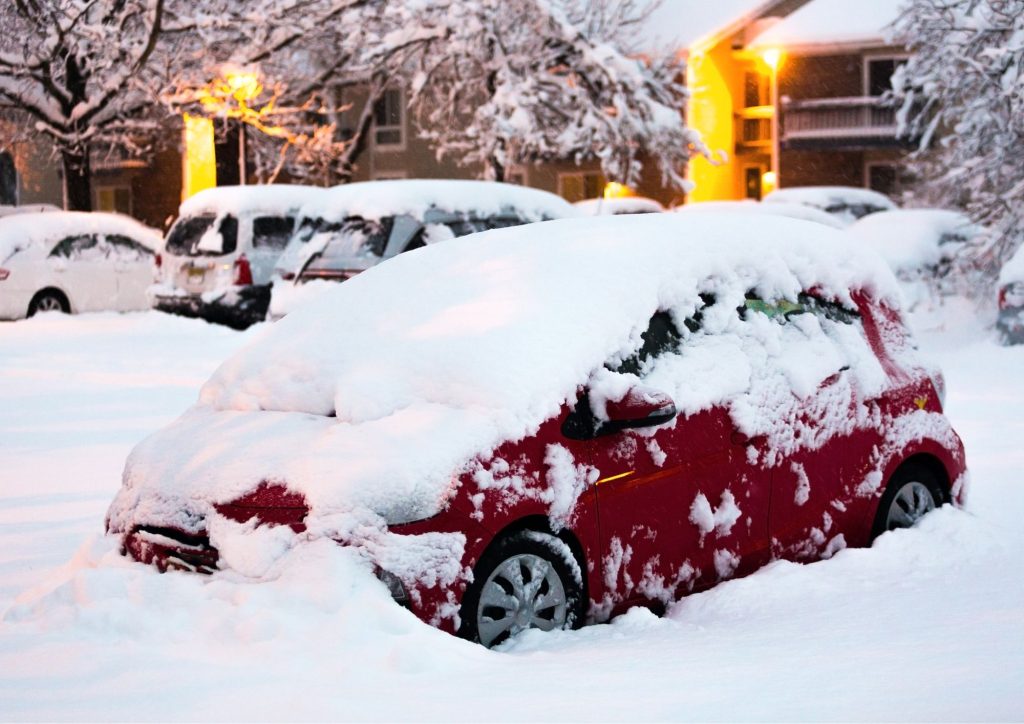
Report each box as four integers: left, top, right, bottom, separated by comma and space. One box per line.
579, 311, 772, 618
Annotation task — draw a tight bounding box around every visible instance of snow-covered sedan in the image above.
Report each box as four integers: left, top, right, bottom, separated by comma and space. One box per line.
764, 186, 896, 226
996, 244, 1024, 345
108, 214, 967, 647
0, 211, 160, 320
574, 196, 665, 215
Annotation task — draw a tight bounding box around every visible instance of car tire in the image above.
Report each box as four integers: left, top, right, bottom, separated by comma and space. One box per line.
459, 530, 585, 648
872, 464, 945, 539
27, 289, 70, 317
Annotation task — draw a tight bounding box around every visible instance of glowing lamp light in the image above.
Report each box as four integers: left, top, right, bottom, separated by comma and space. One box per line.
603, 182, 634, 199
761, 171, 778, 193
761, 48, 783, 70
225, 71, 262, 103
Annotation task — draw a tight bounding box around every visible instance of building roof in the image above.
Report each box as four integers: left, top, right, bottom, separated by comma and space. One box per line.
749, 0, 905, 51
641, 0, 776, 52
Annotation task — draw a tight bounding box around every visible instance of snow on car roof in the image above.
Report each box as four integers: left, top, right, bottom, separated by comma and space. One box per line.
178, 184, 330, 218
574, 197, 665, 216
297, 179, 577, 223
675, 200, 845, 229
764, 186, 896, 212
999, 243, 1024, 286
846, 209, 981, 273
107, 213, 900, 534
0, 210, 162, 262
749, 0, 902, 49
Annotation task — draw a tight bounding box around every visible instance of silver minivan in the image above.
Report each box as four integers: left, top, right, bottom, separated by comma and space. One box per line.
151, 185, 328, 328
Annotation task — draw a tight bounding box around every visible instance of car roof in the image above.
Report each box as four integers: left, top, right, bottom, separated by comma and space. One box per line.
0, 211, 161, 262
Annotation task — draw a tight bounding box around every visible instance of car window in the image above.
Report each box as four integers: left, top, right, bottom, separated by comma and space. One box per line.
485, 215, 526, 230
445, 218, 491, 237
252, 216, 295, 250
165, 215, 238, 256
613, 311, 683, 376
305, 217, 395, 270
50, 234, 99, 260
106, 234, 154, 261
741, 292, 858, 325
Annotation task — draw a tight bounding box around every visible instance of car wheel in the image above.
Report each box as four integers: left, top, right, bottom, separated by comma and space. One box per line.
28, 290, 69, 316
872, 465, 945, 539
459, 530, 584, 648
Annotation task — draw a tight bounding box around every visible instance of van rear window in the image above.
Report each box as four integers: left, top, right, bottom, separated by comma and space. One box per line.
166, 215, 239, 256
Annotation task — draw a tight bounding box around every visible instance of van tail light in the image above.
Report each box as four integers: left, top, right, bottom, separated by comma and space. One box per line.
154, 253, 162, 269
0, 268, 9, 281
279, 271, 295, 281
998, 287, 1008, 310
233, 255, 253, 286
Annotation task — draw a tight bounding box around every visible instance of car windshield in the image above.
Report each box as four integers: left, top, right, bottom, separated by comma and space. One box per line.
305, 216, 394, 270
165, 215, 238, 256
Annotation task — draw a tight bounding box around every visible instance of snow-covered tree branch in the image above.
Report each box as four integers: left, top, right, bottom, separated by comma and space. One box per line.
892, 0, 1024, 286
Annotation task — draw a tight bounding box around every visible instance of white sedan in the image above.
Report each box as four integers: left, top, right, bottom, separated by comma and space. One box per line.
0, 211, 161, 320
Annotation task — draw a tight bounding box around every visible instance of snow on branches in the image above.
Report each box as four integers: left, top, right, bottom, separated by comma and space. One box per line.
892, 0, 1024, 284
402, 0, 705, 190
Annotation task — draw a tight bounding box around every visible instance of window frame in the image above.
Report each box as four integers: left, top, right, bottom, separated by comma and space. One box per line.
373, 87, 405, 151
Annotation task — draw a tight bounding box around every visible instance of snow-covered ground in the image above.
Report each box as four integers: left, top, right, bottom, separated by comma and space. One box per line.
1, 305, 1021, 721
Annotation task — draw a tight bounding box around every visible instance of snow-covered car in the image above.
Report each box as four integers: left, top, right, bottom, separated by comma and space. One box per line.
0, 211, 160, 320
269, 179, 576, 319
675, 200, 844, 229
108, 213, 967, 647
764, 186, 896, 226
0, 203, 60, 218
574, 196, 665, 215
151, 185, 328, 329
996, 244, 1024, 345
846, 209, 982, 307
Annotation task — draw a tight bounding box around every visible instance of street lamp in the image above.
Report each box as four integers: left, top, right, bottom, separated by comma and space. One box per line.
761, 48, 783, 194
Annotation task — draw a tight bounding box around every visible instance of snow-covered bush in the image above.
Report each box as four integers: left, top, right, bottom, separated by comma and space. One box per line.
892, 0, 1024, 291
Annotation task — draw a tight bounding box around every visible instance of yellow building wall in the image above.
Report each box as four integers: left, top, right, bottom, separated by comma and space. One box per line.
686, 41, 763, 202
182, 114, 217, 201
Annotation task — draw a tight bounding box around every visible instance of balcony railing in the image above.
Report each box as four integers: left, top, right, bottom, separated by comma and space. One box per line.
735, 105, 773, 149
781, 96, 899, 141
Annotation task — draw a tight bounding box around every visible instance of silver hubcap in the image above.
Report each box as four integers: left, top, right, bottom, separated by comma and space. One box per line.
36, 296, 62, 312
886, 481, 936, 530
477, 553, 568, 647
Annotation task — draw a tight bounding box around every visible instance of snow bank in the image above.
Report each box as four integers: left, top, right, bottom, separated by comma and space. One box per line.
0, 211, 161, 262
846, 209, 980, 274
676, 200, 845, 229
574, 197, 665, 216
295, 179, 577, 224
108, 214, 900, 540
178, 184, 329, 218
999, 244, 1024, 286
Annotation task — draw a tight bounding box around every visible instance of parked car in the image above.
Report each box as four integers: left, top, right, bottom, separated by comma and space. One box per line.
0, 211, 160, 320
574, 196, 665, 215
150, 184, 328, 329
108, 213, 966, 648
997, 244, 1024, 345
675, 199, 844, 229
269, 179, 576, 319
846, 209, 982, 309
764, 186, 896, 226
0, 203, 60, 218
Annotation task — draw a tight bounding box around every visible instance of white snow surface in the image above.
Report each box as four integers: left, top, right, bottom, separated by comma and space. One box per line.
0, 300, 1022, 720
846, 209, 981, 273
764, 186, 897, 214
107, 214, 898, 535
750, 0, 904, 48
641, 0, 768, 51
294, 179, 576, 224
0, 211, 161, 262
676, 199, 845, 228
574, 196, 665, 215
177, 184, 329, 218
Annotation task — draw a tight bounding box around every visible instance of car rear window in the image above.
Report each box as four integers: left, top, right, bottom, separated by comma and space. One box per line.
166, 215, 238, 256
253, 216, 295, 250
305, 217, 395, 271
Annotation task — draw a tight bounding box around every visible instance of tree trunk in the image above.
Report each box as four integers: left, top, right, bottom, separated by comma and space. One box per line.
61, 148, 92, 211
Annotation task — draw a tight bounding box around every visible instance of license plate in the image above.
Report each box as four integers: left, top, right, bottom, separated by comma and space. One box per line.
188, 268, 205, 285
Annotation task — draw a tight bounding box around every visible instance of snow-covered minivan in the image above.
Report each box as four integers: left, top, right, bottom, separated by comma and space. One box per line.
110, 213, 967, 647
268, 180, 576, 318
151, 185, 328, 329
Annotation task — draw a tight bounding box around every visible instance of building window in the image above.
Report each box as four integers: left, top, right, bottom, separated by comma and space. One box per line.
865, 57, 908, 97
373, 88, 404, 148
558, 171, 606, 202
95, 185, 131, 215
744, 71, 771, 108
0, 151, 16, 205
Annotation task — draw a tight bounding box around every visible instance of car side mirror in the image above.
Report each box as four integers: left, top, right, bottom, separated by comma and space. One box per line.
602, 385, 677, 432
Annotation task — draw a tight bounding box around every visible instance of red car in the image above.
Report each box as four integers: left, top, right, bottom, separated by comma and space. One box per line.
108, 214, 967, 647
